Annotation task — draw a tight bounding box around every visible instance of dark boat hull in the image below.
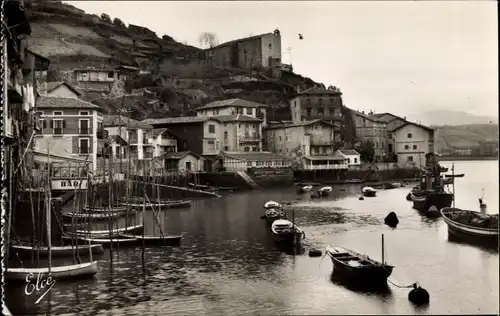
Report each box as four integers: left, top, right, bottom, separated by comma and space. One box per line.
441, 208, 498, 246
10, 244, 104, 259
272, 231, 303, 245
362, 191, 377, 197
330, 258, 393, 283
412, 192, 453, 213
119, 234, 183, 246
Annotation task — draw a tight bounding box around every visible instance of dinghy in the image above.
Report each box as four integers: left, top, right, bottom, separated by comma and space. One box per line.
68, 224, 143, 238
10, 244, 104, 258
297, 185, 313, 194
62, 211, 126, 221
271, 219, 304, 245
62, 236, 138, 247
5, 261, 98, 281
264, 200, 282, 209
119, 233, 183, 246
362, 187, 377, 197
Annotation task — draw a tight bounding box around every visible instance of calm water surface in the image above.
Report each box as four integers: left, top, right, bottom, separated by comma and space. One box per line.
6, 160, 499, 315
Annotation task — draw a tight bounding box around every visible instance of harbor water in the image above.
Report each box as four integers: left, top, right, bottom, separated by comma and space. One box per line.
5, 160, 499, 315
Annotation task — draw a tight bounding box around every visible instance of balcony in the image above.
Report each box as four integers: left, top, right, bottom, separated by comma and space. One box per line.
53, 128, 64, 136
160, 138, 177, 147
203, 139, 219, 155
239, 133, 261, 142
304, 164, 348, 170
6, 67, 23, 102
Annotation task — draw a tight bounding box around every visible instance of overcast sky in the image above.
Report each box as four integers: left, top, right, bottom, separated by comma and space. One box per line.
65, 1, 498, 117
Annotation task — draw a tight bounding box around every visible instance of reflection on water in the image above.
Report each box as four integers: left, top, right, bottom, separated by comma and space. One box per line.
6, 161, 499, 315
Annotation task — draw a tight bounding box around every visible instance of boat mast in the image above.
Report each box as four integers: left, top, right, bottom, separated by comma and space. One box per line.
451, 163, 455, 208
47, 146, 52, 274
381, 233, 385, 265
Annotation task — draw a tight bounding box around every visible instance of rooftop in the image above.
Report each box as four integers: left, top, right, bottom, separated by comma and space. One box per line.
36, 96, 104, 111
38, 81, 82, 96
161, 151, 200, 159
221, 151, 291, 161
388, 120, 434, 132
297, 86, 342, 96
338, 149, 360, 156
208, 33, 274, 50
197, 98, 269, 110
103, 115, 153, 129
141, 116, 215, 125
350, 109, 386, 123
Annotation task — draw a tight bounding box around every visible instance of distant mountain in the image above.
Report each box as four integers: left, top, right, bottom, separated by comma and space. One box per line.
406, 110, 498, 126
435, 124, 499, 151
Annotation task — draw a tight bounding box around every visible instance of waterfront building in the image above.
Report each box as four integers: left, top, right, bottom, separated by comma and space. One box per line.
219, 151, 292, 172
161, 151, 202, 172
103, 115, 154, 160
338, 149, 361, 167
196, 98, 268, 126
264, 120, 347, 170
205, 31, 282, 71
386, 120, 435, 168
141, 116, 223, 171
289, 86, 343, 132
350, 109, 388, 162
478, 140, 498, 156
34, 97, 107, 172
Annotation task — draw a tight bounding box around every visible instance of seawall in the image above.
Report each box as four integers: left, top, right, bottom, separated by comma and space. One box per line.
437, 156, 498, 161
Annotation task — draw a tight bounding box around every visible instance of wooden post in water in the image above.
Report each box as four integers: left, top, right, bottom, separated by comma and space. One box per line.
451, 163, 455, 208
381, 233, 385, 265
47, 146, 52, 274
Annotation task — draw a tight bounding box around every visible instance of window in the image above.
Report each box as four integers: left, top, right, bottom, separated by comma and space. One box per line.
413, 145, 417, 150
108, 72, 114, 79
244, 147, 250, 152
207, 140, 215, 150
306, 108, 312, 116
407, 133, 413, 139
404, 145, 409, 150
279, 136, 282, 141
224, 131, 228, 139
224, 146, 228, 151
246, 108, 252, 115
317, 108, 324, 116
252, 147, 257, 151
79, 111, 89, 116
53, 111, 63, 116
247, 161, 252, 167
354, 157, 358, 163
79, 119, 89, 134
116, 146, 121, 158
268, 43, 272, 49
407, 156, 414, 162
208, 124, 215, 133
53, 119, 64, 135
79, 138, 90, 154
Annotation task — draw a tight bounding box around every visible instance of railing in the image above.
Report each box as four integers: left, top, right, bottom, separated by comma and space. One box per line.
304, 164, 348, 170
240, 133, 261, 142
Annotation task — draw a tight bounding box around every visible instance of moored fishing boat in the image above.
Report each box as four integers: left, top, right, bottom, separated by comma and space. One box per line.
121, 199, 192, 209
62, 210, 127, 221
270, 219, 304, 245
62, 236, 139, 247
82, 206, 128, 213
5, 261, 98, 281
119, 233, 183, 246
326, 234, 393, 284
410, 190, 453, 214
9, 244, 104, 259
264, 200, 282, 209
362, 186, 377, 197
297, 185, 313, 194
261, 208, 288, 226
67, 224, 144, 238
441, 207, 498, 244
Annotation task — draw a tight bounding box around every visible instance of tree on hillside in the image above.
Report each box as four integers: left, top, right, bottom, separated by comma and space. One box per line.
162, 34, 174, 41
100, 13, 111, 23
198, 32, 219, 49
113, 17, 125, 27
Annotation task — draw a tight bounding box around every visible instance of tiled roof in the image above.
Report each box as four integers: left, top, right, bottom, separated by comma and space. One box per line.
304, 152, 346, 161
338, 149, 360, 156
141, 116, 214, 125
38, 81, 82, 96
216, 114, 262, 123
103, 115, 153, 129
265, 119, 334, 130
36, 96, 104, 111
373, 112, 406, 122
208, 33, 274, 50
350, 109, 386, 123
152, 128, 168, 137
298, 87, 342, 96
221, 151, 291, 161
197, 98, 269, 110
161, 151, 200, 159
388, 121, 434, 132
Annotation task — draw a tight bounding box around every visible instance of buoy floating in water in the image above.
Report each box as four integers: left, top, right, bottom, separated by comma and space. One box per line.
384, 211, 399, 228
359, 196, 364, 200
408, 283, 430, 306
308, 249, 322, 257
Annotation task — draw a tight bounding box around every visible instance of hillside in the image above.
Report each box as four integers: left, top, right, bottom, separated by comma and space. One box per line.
406, 110, 497, 126
24, 0, 327, 122
434, 124, 499, 151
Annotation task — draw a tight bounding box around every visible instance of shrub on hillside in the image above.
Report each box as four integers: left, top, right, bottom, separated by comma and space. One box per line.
100, 13, 112, 23
162, 35, 174, 42
113, 18, 126, 28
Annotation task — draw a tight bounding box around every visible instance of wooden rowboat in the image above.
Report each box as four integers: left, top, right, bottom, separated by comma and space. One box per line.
62, 236, 138, 247
10, 244, 104, 258
82, 207, 128, 213
441, 207, 498, 244
121, 200, 192, 209
362, 187, 377, 197
119, 233, 183, 246
67, 224, 144, 238
5, 261, 98, 281
62, 211, 126, 221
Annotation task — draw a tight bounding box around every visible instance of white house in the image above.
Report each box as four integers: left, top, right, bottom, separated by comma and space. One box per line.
338, 149, 361, 166
387, 121, 435, 168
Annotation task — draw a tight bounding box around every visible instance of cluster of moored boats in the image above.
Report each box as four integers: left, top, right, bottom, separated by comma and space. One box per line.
261, 201, 305, 246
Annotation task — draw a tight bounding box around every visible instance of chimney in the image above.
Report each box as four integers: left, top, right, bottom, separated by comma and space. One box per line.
362, 111, 365, 114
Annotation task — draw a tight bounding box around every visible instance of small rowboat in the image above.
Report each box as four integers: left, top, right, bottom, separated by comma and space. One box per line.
264, 200, 282, 209
441, 207, 498, 244
82, 207, 128, 213
297, 185, 313, 194
444, 173, 465, 178
362, 187, 377, 197
319, 186, 333, 193
5, 261, 98, 281
67, 224, 144, 238
62, 236, 138, 247
119, 233, 183, 246
9, 244, 104, 258
261, 208, 288, 227
62, 211, 126, 221
121, 200, 192, 209
271, 219, 304, 245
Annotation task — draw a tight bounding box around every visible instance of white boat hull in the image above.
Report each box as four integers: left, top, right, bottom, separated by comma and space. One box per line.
5, 261, 98, 281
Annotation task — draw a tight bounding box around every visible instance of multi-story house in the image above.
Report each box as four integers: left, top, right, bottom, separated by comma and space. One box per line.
141, 116, 222, 171
387, 120, 435, 168
290, 86, 344, 132
350, 109, 388, 162
38, 81, 82, 98
103, 115, 154, 160
34, 97, 106, 171
206, 30, 282, 71
152, 128, 179, 157
264, 120, 348, 170
196, 98, 268, 126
